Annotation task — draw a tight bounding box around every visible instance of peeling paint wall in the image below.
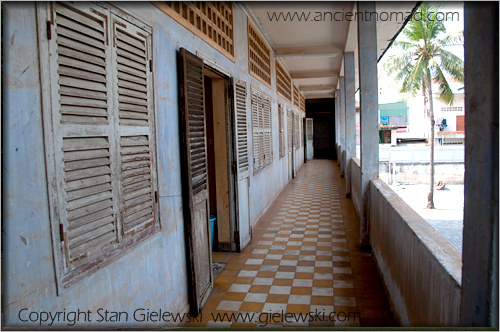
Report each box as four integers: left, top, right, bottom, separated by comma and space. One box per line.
369, 179, 462, 327
3, 2, 296, 327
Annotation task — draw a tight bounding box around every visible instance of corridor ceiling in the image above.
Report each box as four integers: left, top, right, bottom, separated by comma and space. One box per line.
243, 2, 419, 99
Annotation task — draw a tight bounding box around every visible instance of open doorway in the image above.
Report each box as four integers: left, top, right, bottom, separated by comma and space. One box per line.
203, 67, 235, 252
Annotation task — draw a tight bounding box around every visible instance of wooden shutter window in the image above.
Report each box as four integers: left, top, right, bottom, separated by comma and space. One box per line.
55, 3, 109, 125
262, 94, 272, 165
115, 23, 150, 127
63, 136, 117, 263
234, 80, 249, 173
287, 109, 293, 149
183, 51, 208, 195
41, 3, 159, 290
251, 87, 272, 172
294, 112, 299, 149
306, 118, 314, 141
251, 88, 261, 169
300, 93, 306, 113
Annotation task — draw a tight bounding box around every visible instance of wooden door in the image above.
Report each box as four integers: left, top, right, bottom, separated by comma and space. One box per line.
232, 79, 251, 251
178, 48, 212, 315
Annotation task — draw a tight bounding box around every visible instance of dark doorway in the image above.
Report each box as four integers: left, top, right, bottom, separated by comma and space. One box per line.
305, 98, 336, 159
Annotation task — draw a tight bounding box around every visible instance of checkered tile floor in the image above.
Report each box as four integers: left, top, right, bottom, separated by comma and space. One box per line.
183, 160, 395, 327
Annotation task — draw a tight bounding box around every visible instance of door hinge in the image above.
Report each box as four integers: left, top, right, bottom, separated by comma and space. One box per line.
234, 230, 239, 244
59, 224, 64, 241
155, 191, 158, 203
231, 161, 237, 174
149, 59, 153, 72
47, 21, 52, 40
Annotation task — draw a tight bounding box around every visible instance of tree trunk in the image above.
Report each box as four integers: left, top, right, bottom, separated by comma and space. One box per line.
426, 69, 435, 209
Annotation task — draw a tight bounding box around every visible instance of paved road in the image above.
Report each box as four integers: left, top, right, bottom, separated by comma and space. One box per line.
389, 184, 464, 253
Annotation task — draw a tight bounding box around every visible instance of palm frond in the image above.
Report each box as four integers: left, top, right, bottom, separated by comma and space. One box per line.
438, 48, 464, 82
430, 58, 455, 105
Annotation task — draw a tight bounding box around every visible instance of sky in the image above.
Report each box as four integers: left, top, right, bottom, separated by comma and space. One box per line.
377, 2, 465, 104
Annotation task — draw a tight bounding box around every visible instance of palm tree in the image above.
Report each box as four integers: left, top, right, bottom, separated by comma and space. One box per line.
383, 2, 464, 209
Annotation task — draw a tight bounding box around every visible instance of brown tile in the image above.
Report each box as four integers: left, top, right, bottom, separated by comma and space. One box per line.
310, 296, 333, 306
286, 245, 301, 250
257, 271, 276, 278
268, 249, 285, 255
273, 278, 293, 286
286, 304, 310, 314
313, 279, 333, 287
219, 269, 240, 277
249, 285, 271, 293
224, 292, 247, 301
333, 288, 356, 297
266, 294, 289, 303
290, 287, 312, 295
295, 272, 314, 279
263, 259, 280, 265
239, 302, 265, 312
297, 260, 315, 266
277, 265, 296, 272
234, 277, 254, 284
314, 266, 333, 273
225, 263, 244, 270
315, 255, 332, 261
282, 255, 299, 260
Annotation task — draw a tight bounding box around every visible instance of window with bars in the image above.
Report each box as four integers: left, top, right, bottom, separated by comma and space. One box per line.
248, 19, 271, 87
278, 102, 285, 158
293, 82, 299, 108
276, 59, 292, 102
155, 2, 234, 61
251, 87, 273, 172
38, 2, 159, 291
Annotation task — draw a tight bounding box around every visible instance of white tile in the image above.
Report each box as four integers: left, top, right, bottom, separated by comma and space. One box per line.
287, 241, 302, 246
290, 234, 304, 238
244, 293, 268, 303
332, 256, 350, 262
275, 271, 295, 279
301, 246, 316, 251
262, 302, 288, 314
270, 245, 286, 250
278, 230, 291, 234
332, 267, 352, 274
284, 250, 300, 255
217, 300, 243, 311
259, 265, 279, 272
331, 247, 348, 252
267, 227, 279, 231
312, 287, 334, 296
298, 255, 316, 261
269, 285, 292, 295
333, 280, 354, 288
262, 233, 276, 238
316, 251, 332, 256
228, 284, 252, 293
280, 260, 298, 266
314, 273, 333, 280
310, 305, 335, 316
288, 295, 311, 305
258, 241, 273, 245
292, 279, 313, 287
295, 266, 315, 273
315, 261, 333, 267
238, 270, 259, 277
252, 249, 269, 255
245, 259, 264, 265
334, 296, 357, 306
265, 254, 283, 260
206, 321, 232, 327
252, 277, 274, 285
332, 238, 347, 243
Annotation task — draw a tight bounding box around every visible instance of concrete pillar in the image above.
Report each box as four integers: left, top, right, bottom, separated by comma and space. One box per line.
460, 2, 499, 327
344, 52, 356, 197
336, 89, 340, 165
339, 76, 345, 177
357, 2, 379, 247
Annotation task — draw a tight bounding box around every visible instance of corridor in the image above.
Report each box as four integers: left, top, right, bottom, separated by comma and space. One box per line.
184, 160, 395, 327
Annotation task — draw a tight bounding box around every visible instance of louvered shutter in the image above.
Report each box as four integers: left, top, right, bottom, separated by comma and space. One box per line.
234, 80, 249, 176
262, 94, 272, 165
278, 103, 285, 158
51, 3, 119, 267
251, 88, 261, 170
294, 112, 299, 149
112, 15, 156, 236
287, 109, 293, 150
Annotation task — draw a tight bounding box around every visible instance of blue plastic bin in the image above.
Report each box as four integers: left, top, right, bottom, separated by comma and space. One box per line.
210, 214, 216, 251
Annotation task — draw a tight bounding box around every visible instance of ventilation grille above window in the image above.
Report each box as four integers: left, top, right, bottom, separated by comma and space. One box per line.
156, 2, 234, 60
248, 19, 271, 87
276, 60, 292, 102
293, 82, 299, 108
300, 93, 306, 113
